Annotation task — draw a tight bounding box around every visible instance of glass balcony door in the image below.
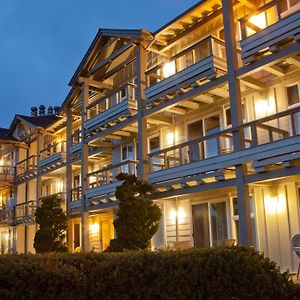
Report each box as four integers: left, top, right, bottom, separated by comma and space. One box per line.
192, 200, 229, 248
204, 115, 221, 158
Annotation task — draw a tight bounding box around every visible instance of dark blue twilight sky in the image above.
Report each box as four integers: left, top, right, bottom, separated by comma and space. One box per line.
0, 0, 199, 128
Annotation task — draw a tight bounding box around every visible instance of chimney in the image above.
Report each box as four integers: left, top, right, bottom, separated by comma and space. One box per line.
31, 107, 38, 117
54, 106, 60, 115
47, 106, 53, 115
39, 105, 45, 116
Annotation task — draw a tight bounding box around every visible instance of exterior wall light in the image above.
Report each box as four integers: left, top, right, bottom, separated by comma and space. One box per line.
163, 61, 176, 78
89, 223, 100, 235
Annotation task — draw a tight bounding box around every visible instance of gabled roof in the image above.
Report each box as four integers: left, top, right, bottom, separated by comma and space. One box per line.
68, 28, 153, 87
0, 127, 17, 142
8, 114, 62, 135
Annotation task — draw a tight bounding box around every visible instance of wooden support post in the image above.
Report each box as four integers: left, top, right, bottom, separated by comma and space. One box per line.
222, 0, 253, 246
66, 108, 73, 215
136, 43, 148, 180
80, 78, 90, 252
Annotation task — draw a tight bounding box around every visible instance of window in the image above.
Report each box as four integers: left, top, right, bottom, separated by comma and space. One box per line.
286, 84, 300, 106
121, 145, 134, 174
149, 136, 161, 171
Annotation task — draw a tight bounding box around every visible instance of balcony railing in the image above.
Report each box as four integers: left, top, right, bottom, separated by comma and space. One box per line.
239, 0, 300, 63
145, 35, 227, 102
148, 106, 300, 172
85, 83, 137, 133
16, 155, 37, 177
38, 141, 66, 170
87, 159, 138, 189
0, 166, 14, 175
15, 201, 36, 223
0, 206, 10, 223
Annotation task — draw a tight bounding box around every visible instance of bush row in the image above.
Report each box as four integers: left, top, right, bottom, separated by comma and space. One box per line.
0, 246, 299, 300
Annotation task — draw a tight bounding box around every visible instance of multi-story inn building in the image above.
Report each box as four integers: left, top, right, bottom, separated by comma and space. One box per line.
0, 0, 300, 271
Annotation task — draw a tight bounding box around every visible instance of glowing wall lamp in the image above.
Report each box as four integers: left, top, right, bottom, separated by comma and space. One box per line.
255, 96, 276, 119
169, 207, 187, 224
56, 181, 64, 193
89, 223, 100, 235
264, 192, 287, 215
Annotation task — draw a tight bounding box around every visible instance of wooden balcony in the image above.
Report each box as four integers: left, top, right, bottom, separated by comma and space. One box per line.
144, 36, 227, 108
38, 141, 66, 174
85, 160, 138, 208
85, 83, 137, 139
69, 186, 82, 211
240, 0, 300, 64
0, 166, 14, 186
148, 107, 300, 191
0, 206, 11, 224
15, 155, 37, 183
14, 200, 36, 225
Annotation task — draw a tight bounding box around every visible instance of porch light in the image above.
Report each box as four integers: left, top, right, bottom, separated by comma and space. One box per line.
264, 193, 286, 215
56, 181, 64, 193
249, 12, 267, 30
0, 158, 4, 166
255, 97, 276, 118
89, 223, 99, 235
170, 207, 187, 224
163, 61, 176, 78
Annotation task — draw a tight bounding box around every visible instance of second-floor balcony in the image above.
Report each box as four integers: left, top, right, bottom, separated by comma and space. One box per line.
85, 83, 137, 139
14, 201, 36, 225
38, 141, 66, 174
15, 155, 37, 183
239, 0, 300, 64
85, 159, 138, 207
0, 165, 14, 186
148, 106, 300, 190
144, 36, 227, 107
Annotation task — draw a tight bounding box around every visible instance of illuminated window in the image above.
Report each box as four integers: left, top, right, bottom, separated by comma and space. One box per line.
162, 61, 176, 78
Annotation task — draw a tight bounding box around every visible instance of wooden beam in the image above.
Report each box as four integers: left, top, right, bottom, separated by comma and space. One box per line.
265, 65, 286, 77
286, 56, 300, 68
180, 100, 199, 110
209, 87, 229, 97
240, 76, 265, 91
87, 39, 135, 77
162, 106, 186, 115
78, 77, 112, 90
147, 115, 172, 125
192, 94, 214, 104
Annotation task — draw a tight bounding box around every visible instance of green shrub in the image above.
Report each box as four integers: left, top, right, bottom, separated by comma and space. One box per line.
0, 247, 299, 300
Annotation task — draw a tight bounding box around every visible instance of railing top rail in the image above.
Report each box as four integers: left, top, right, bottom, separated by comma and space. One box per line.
239, 0, 279, 24
86, 82, 137, 110
87, 159, 139, 177
40, 140, 66, 154
145, 35, 217, 75
149, 106, 300, 157
17, 155, 38, 165
15, 200, 36, 207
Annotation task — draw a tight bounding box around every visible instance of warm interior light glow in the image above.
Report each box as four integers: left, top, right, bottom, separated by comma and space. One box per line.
163, 61, 176, 78
0, 158, 4, 166
249, 12, 267, 30
255, 97, 276, 118
89, 223, 100, 235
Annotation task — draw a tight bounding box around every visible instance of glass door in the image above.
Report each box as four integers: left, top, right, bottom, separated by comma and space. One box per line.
192, 204, 210, 248
187, 120, 203, 163
73, 223, 81, 252
192, 200, 229, 248
204, 115, 220, 158
121, 144, 134, 174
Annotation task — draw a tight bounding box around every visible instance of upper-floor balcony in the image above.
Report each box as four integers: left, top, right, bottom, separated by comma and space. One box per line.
240, 0, 300, 64
85, 83, 137, 140
84, 159, 138, 208
14, 200, 36, 225
15, 155, 37, 183
0, 165, 14, 186
0, 206, 12, 224
144, 36, 227, 109
148, 106, 300, 191
38, 141, 66, 174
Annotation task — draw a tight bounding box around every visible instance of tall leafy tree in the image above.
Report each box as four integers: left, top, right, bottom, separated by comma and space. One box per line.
34, 194, 68, 253
107, 173, 162, 252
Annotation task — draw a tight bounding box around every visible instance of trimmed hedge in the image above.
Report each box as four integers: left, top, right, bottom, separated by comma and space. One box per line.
0, 247, 299, 300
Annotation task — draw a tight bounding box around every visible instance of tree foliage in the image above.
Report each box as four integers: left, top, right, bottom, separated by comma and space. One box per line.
107, 173, 162, 252
34, 194, 68, 253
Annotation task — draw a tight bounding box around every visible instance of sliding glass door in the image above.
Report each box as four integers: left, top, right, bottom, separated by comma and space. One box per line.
192, 200, 229, 248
